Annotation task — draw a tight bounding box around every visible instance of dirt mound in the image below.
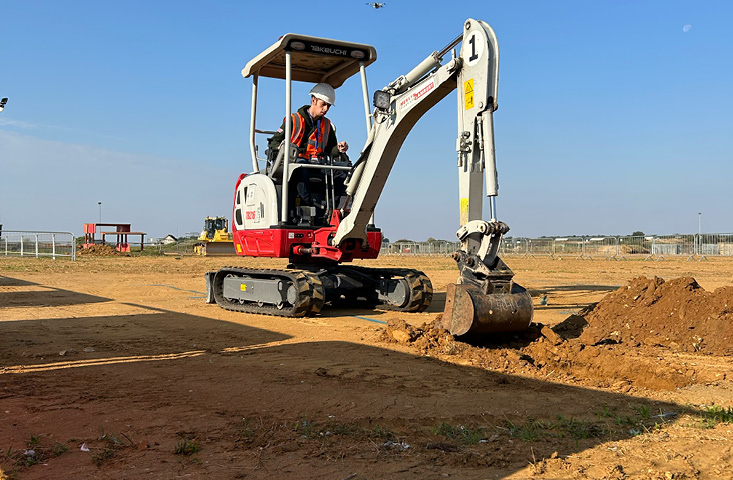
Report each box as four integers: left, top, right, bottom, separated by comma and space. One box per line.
580, 276, 733, 355
381, 319, 459, 354
383, 276, 733, 391
383, 319, 704, 391
78, 244, 122, 256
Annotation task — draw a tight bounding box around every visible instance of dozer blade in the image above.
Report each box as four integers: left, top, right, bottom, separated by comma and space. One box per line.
198, 241, 236, 256
441, 283, 533, 336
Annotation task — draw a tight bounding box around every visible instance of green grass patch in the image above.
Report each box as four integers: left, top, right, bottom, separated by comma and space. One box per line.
241, 417, 254, 438
91, 428, 131, 467
500, 409, 660, 443
432, 422, 488, 445
174, 439, 200, 456
291, 417, 399, 444
698, 405, 733, 428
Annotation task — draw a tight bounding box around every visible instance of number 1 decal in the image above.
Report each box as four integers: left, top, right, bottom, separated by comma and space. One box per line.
468, 34, 478, 62
464, 30, 483, 67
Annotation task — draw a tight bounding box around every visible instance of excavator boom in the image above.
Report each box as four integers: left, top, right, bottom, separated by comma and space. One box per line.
332, 19, 532, 335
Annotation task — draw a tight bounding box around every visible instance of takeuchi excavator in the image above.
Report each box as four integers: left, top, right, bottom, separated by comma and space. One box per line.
205, 18, 533, 336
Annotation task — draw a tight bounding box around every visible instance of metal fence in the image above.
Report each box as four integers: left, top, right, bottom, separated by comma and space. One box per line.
381, 241, 461, 255
383, 233, 733, 260
0, 230, 76, 260
3, 230, 730, 262
153, 239, 199, 255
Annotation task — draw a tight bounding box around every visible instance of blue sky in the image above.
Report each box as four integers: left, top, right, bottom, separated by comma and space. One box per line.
1, 1, 731, 240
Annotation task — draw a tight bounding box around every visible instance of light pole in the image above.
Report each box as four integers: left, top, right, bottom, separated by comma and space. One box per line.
98, 202, 102, 224
697, 212, 702, 256
698, 212, 702, 236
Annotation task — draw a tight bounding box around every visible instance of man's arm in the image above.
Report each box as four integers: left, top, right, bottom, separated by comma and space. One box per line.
326, 127, 340, 158
268, 117, 288, 152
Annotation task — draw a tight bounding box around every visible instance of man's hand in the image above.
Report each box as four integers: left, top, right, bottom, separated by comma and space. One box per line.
337, 141, 349, 153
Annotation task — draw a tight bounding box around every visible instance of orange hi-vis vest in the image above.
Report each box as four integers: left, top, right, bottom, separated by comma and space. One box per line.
289, 113, 332, 161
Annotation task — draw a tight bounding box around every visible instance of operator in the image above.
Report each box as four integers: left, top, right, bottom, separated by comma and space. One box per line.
268, 83, 350, 213
268, 82, 349, 162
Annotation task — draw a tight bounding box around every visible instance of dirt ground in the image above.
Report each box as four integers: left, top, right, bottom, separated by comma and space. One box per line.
1, 254, 733, 479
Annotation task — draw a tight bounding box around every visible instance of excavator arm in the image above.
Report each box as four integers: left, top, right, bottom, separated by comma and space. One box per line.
334, 19, 533, 335
335, 19, 499, 255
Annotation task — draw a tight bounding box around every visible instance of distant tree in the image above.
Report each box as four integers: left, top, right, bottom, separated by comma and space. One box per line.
395, 239, 413, 243
631, 231, 645, 237
429, 238, 454, 244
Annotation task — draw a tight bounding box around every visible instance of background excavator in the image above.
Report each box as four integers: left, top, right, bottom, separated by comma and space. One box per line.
193, 216, 235, 256
205, 18, 533, 336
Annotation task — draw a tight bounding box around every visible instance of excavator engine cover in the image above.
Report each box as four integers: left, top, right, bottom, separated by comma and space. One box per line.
442, 282, 533, 336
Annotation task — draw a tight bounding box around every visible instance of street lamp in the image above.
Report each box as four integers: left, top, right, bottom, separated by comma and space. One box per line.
697, 212, 702, 257
698, 212, 702, 237
98, 202, 102, 224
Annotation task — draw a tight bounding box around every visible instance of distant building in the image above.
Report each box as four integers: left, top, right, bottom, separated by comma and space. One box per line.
160, 235, 178, 245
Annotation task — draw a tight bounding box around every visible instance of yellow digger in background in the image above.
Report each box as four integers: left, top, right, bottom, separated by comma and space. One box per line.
194, 216, 236, 256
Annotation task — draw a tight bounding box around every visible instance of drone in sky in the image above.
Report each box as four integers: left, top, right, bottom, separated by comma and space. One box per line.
366, 2, 386, 9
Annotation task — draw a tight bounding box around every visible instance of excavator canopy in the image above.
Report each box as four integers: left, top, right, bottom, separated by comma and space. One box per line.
242, 34, 377, 88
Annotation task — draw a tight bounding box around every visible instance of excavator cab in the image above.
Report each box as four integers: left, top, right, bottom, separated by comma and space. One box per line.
202, 216, 228, 241
239, 35, 377, 235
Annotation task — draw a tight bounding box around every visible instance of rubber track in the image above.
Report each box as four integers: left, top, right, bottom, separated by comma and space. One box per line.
212, 267, 325, 317
338, 266, 433, 313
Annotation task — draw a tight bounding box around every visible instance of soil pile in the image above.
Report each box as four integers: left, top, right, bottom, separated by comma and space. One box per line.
383, 276, 733, 391
580, 276, 733, 355
77, 244, 122, 256
382, 319, 460, 355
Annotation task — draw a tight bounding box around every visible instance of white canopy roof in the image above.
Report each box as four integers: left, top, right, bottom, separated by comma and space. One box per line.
242, 33, 377, 88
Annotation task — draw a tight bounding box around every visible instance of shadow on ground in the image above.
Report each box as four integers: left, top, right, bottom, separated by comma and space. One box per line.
0, 275, 111, 308
0, 275, 700, 479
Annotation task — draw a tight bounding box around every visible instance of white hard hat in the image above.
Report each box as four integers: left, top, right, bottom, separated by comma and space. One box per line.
309, 83, 336, 106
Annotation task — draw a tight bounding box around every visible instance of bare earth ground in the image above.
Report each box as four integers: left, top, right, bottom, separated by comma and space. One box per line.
1, 254, 732, 479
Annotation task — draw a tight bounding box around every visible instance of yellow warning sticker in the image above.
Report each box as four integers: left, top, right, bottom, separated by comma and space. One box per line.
464, 78, 474, 110
460, 198, 470, 225
235, 244, 242, 253
240, 284, 247, 291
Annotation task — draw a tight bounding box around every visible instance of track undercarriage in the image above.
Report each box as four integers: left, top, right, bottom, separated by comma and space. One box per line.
206, 264, 433, 317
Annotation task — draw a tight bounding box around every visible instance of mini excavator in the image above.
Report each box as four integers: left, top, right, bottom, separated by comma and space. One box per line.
205, 18, 533, 336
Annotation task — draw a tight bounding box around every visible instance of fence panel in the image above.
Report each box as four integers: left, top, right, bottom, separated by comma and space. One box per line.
616, 236, 653, 259
552, 237, 584, 259
1, 230, 76, 260
500, 237, 527, 256
526, 238, 554, 257
381, 242, 461, 255
584, 237, 618, 259
652, 234, 696, 259
700, 233, 733, 257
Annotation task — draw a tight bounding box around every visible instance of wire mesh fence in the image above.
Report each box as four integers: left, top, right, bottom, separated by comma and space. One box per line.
3, 230, 732, 262
383, 233, 733, 261
1, 231, 76, 260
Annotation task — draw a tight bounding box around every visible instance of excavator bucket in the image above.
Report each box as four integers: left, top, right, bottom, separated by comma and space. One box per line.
438, 220, 534, 337
441, 283, 533, 336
